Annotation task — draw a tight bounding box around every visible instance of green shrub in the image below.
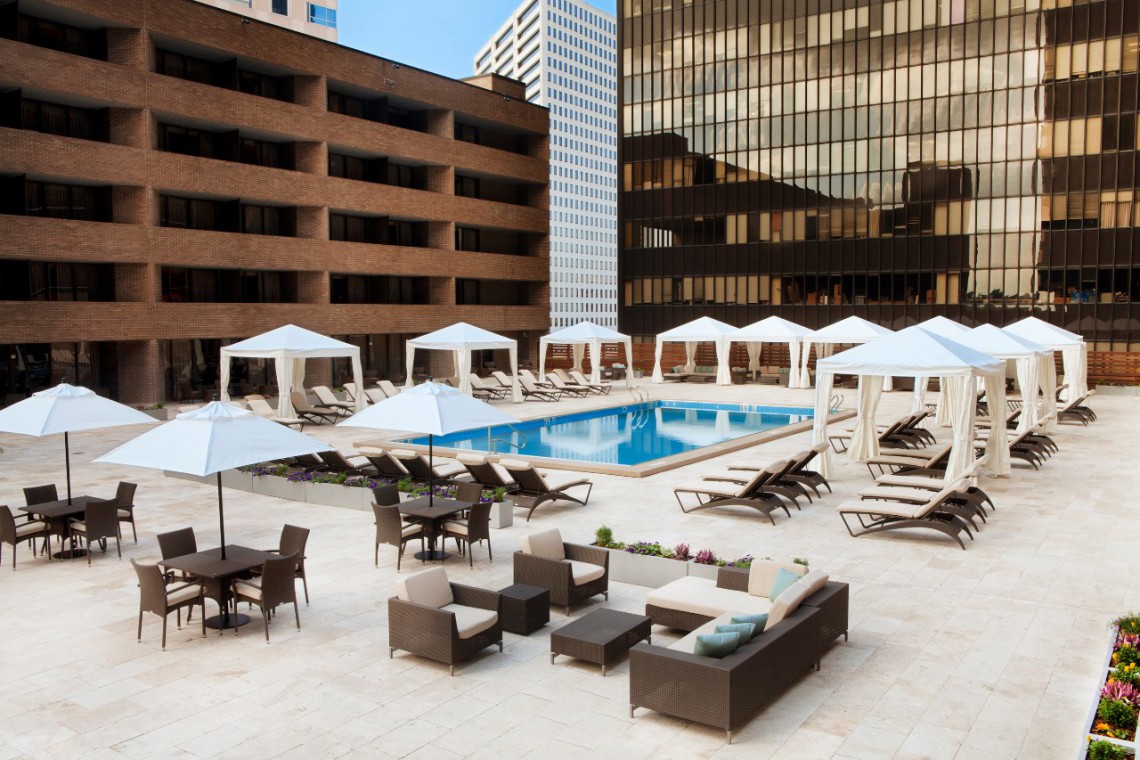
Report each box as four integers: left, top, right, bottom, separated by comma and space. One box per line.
1118, 613, 1140, 636
1087, 739, 1130, 760
594, 525, 614, 547
793, 556, 810, 567
1116, 646, 1140, 669
1097, 698, 1138, 732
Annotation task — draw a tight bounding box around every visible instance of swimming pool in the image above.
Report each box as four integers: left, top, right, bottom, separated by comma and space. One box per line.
404, 401, 815, 473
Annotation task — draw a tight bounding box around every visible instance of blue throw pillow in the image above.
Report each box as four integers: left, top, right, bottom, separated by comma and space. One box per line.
715, 622, 756, 643
769, 568, 801, 601
730, 613, 769, 633
693, 632, 740, 658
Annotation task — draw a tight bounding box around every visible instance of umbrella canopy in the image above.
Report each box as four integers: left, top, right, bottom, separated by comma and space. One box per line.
405, 322, 521, 402
539, 321, 634, 387
652, 316, 738, 385
338, 382, 516, 506
95, 402, 328, 557
0, 384, 157, 502
732, 316, 813, 388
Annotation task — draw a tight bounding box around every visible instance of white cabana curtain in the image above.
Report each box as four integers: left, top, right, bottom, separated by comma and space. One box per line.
799, 341, 813, 387
652, 340, 665, 382
911, 377, 929, 413
405, 323, 522, 403
747, 342, 762, 372
943, 375, 977, 482
715, 338, 732, 384
788, 340, 803, 388
1039, 354, 1058, 432
848, 375, 885, 462
983, 372, 1011, 476
571, 344, 586, 373
1014, 357, 1039, 433
811, 370, 834, 478
684, 341, 697, 372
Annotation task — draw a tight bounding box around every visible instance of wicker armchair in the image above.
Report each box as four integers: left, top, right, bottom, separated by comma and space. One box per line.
512, 529, 608, 615
130, 559, 205, 649
388, 567, 502, 675
1, 506, 50, 569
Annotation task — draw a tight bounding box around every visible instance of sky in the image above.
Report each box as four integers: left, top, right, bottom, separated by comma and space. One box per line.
338, 0, 618, 80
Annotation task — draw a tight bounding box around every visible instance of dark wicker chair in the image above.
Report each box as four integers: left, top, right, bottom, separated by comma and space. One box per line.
23, 484, 58, 505
130, 558, 205, 649
111, 481, 139, 543
388, 567, 503, 675
372, 484, 401, 507
157, 527, 198, 582
0, 505, 50, 569
372, 503, 424, 570
262, 524, 311, 605
69, 500, 121, 565
512, 529, 608, 615
232, 553, 301, 643
442, 502, 492, 567
365, 452, 410, 479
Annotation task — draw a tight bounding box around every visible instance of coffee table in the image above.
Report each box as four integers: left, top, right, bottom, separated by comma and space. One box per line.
550, 608, 652, 676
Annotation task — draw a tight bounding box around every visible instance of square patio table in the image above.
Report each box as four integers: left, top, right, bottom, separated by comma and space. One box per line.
398, 496, 472, 561
162, 545, 276, 629
550, 608, 652, 676
21, 496, 108, 559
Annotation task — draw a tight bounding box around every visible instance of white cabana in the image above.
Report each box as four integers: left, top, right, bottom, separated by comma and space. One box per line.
914, 316, 973, 424
539, 321, 634, 388
651, 316, 737, 385
405, 322, 522, 403
1005, 316, 1087, 402
801, 316, 894, 389
963, 324, 1052, 436
220, 324, 365, 419
812, 327, 1006, 481
732, 316, 813, 388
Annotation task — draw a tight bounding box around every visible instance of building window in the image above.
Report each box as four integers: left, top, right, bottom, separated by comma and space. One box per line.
0, 261, 114, 302
307, 3, 337, 28
272, 0, 288, 15
329, 213, 386, 244
23, 181, 109, 221
455, 226, 480, 251
9, 96, 109, 142
329, 275, 429, 304
161, 267, 297, 303
455, 176, 480, 198
13, 14, 106, 60
160, 195, 231, 232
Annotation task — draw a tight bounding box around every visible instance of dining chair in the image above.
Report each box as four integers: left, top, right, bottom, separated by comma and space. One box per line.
269, 524, 310, 605
69, 500, 121, 565
372, 484, 401, 507
0, 506, 50, 569
23, 484, 58, 506
442, 502, 493, 568
111, 482, 139, 543
157, 527, 198, 583
130, 559, 205, 649
232, 553, 301, 643
372, 503, 424, 571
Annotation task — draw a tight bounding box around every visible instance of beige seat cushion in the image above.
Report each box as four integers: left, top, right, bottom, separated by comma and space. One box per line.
14, 521, 46, 538
456, 452, 487, 465
747, 560, 808, 598
645, 577, 772, 620
233, 578, 263, 602
768, 573, 826, 627
442, 521, 468, 536
497, 458, 531, 471
798, 570, 829, 600
166, 584, 202, 606
441, 603, 498, 640
395, 567, 453, 608
836, 499, 928, 519
401, 524, 423, 539
117, 509, 132, 518
389, 449, 417, 460
69, 521, 89, 533
567, 559, 604, 586
521, 529, 564, 560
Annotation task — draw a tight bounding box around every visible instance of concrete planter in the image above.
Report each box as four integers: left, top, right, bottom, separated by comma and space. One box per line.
490, 501, 513, 529
687, 563, 722, 581
253, 474, 300, 501
219, 470, 254, 492
142, 408, 168, 421
1080, 627, 1140, 758
609, 550, 689, 587
305, 482, 370, 511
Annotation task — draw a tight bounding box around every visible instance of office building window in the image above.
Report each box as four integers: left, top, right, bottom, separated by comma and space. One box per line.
307, 3, 336, 28
272, 0, 288, 15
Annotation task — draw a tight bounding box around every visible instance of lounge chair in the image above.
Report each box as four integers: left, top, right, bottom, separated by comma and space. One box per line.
455, 453, 516, 490
317, 450, 376, 476
343, 382, 360, 403
519, 369, 554, 387
698, 458, 810, 508
973, 430, 1048, 469
837, 480, 976, 550
245, 395, 305, 430
863, 442, 954, 475
378, 380, 402, 397
496, 459, 593, 521
872, 466, 994, 523
491, 371, 518, 390
363, 450, 410, 479
289, 391, 342, 425
389, 449, 466, 482
469, 375, 507, 400
568, 370, 612, 395
520, 376, 563, 401
726, 444, 832, 498
672, 462, 793, 525
360, 387, 387, 405
312, 386, 353, 411
546, 373, 591, 397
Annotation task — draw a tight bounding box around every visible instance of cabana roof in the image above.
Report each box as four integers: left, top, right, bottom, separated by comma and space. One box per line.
809, 315, 894, 344
734, 316, 813, 341
817, 326, 1004, 378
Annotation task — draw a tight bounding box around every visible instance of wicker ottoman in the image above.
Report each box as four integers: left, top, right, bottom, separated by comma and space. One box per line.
499, 583, 549, 635
550, 608, 652, 676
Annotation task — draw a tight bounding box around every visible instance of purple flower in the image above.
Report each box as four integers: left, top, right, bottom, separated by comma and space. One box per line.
1102, 681, 1140, 705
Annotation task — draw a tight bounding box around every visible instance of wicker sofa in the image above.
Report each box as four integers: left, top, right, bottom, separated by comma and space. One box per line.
630, 564, 849, 743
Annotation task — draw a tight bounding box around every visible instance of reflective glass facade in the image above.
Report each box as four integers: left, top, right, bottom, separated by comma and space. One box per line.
618, 0, 1140, 350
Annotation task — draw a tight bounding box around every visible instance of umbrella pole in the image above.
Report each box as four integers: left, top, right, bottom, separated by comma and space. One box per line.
64, 431, 72, 504
217, 473, 226, 560
428, 434, 434, 508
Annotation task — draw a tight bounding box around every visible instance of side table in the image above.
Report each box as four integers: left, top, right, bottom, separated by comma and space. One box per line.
499, 583, 549, 635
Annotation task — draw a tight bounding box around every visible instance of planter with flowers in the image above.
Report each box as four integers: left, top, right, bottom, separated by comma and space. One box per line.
1082, 614, 1140, 760
591, 527, 790, 587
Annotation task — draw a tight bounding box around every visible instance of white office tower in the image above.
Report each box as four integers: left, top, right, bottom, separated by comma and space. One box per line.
474, 0, 618, 329
192, 0, 338, 42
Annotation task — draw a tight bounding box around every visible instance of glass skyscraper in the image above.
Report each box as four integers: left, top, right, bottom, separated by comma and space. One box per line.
618, 0, 1140, 353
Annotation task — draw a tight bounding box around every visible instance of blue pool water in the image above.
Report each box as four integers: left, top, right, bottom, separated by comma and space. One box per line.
405, 401, 813, 466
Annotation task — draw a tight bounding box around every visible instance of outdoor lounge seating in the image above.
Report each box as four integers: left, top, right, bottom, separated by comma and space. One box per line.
632, 564, 848, 743
469, 374, 508, 400
312, 386, 353, 411
442, 501, 492, 568
546, 373, 592, 396
316, 450, 376, 476
363, 387, 388, 405
829, 414, 929, 453
289, 392, 342, 425
232, 553, 301, 643
568, 370, 612, 395
519, 369, 553, 387
512, 528, 608, 615
110, 481, 138, 543
363, 450, 411, 479
389, 449, 466, 481
373, 502, 424, 571
863, 442, 953, 475
520, 376, 563, 401
497, 459, 593, 521
262, 524, 311, 605
388, 566, 503, 675
837, 480, 976, 549
672, 462, 793, 524
377, 380, 402, 397
244, 395, 305, 430
157, 527, 197, 582
455, 453, 517, 491
130, 559, 205, 649
69, 500, 121, 565
1, 506, 50, 569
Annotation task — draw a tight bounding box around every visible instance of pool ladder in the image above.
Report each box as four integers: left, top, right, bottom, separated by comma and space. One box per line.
487, 424, 527, 454
830, 393, 846, 412
630, 386, 650, 404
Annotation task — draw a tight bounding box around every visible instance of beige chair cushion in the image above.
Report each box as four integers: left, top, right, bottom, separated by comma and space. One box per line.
521, 529, 564, 561
395, 567, 453, 609
14, 521, 46, 538
768, 577, 816, 627
497, 458, 531, 471
233, 578, 263, 602
567, 559, 604, 586
166, 584, 201, 606
798, 570, 829, 600
440, 603, 498, 640
442, 521, 468, 536
117, 509, 132, 519
69, 521, 89, 533
401, 524, 423, 539
456, 452, 487, 465
747, 560, 808, 598
645, 577, 772, 620
389, 449, 417, 460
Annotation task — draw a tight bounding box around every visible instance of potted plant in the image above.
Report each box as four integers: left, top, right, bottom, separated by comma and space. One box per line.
608, 540, 688, 587
489, 486, 513, 529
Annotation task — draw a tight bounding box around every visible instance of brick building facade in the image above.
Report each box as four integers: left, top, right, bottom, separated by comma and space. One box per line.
0, 0, 550, 405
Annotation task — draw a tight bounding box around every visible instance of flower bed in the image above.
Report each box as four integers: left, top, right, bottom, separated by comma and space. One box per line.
1084, 614, 1140, 759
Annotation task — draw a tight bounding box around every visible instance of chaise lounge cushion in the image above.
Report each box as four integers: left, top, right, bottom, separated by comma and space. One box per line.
768, 571, 829, 626
395, 567, 453, 609
646, 577, 772, 620
747, 559, 808, 597
441, 603, 499, 639
567, 559, 605, 586
521, 529, 565, 561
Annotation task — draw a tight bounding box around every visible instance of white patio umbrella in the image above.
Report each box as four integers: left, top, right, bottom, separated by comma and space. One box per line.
338, 382, 516, 506
95, 402, 328, 559
0, 384, 157, 503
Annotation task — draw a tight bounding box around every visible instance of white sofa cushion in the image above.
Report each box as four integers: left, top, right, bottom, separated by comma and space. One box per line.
567, 559, 604, 586
441, 603, 498, 640
396, 567, 453, 609
646, 577, 772, 621
747, 560, 807, 598
521, 529, 564, 560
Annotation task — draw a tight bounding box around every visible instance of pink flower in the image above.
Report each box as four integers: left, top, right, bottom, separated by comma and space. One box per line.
1102, 680, 1140, 705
